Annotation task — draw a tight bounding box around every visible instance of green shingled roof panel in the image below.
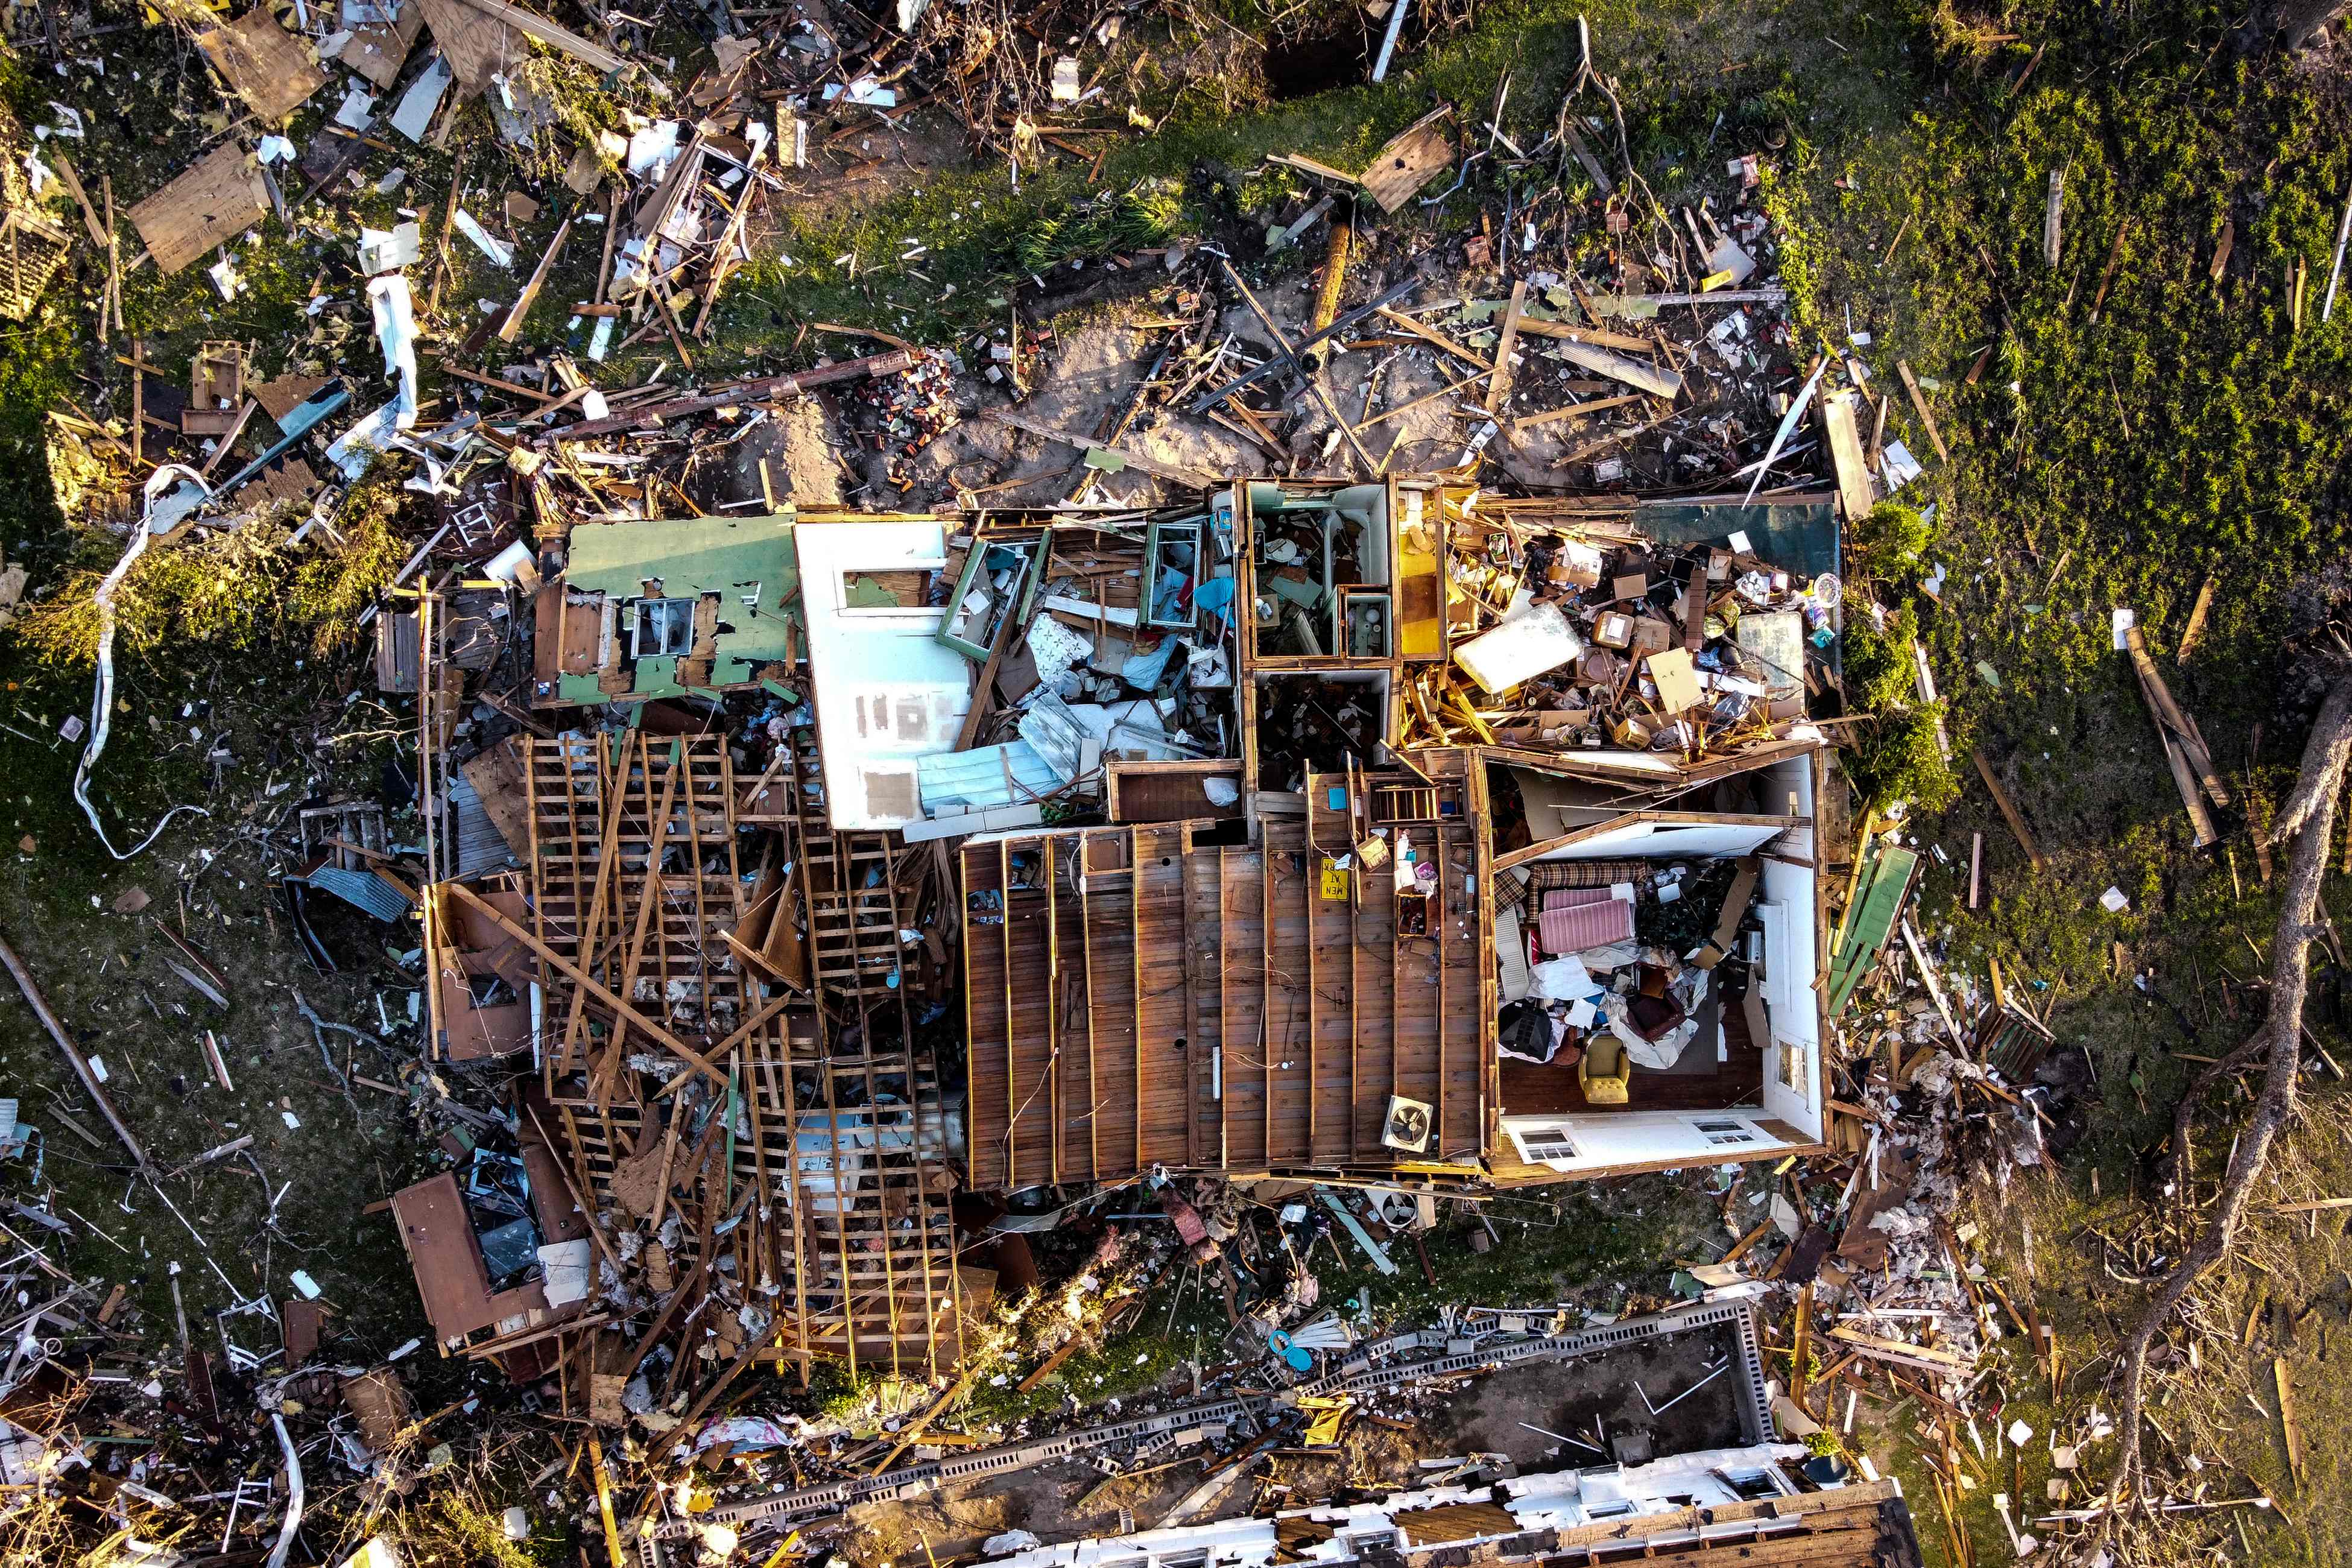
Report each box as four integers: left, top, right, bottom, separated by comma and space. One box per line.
564, 511, 802, 695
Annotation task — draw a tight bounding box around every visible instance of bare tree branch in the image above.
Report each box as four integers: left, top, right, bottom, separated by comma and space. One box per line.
2270, 660, 2352, 842
2104, 669, 2352, 1513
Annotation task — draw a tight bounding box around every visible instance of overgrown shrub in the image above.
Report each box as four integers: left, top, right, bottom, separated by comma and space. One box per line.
1841, 601, 1922, 713
1012, 180, 1183, 274
1851, 500, 1930, 576
1842, 704, 1958, 815
5, 469, 411, 673
1839, 601, 1959, 812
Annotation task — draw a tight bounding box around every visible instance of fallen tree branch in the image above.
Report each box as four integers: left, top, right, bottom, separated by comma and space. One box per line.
2168, 1031, 2269, 1201
2104, 665, 2352, 1513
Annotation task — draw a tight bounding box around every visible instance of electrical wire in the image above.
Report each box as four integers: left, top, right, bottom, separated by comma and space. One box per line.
74, 464, 217, 859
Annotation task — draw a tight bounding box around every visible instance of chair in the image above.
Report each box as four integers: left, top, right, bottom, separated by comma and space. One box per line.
1580, 1034, 1633, 1105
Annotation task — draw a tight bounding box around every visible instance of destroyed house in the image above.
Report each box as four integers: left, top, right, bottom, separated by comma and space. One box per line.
459, 501, 1245, 1387
963, 478, 1838, 1189
388, 1111, 591, 1377
407, 478, 1836, 1400
973, 1449, 1920, 1568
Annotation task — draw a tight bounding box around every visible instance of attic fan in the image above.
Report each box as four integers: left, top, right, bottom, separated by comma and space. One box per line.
1382, 1095, 1434, 1154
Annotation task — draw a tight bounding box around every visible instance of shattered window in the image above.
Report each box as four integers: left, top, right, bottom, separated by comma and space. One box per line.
840, 569, 935, 609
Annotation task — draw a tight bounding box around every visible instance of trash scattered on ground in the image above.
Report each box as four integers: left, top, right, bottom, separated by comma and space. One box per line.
1, 6, 2256, 1566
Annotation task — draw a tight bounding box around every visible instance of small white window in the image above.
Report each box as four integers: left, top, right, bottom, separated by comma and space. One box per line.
1511, 1125, 1580, 1163
631, 597, 696, 657
1775, 1038, 1807, 1096
1692, 1118, 1757, 1147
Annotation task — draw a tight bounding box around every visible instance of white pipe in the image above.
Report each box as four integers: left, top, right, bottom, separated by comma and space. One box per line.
1740, 359, 1830, 507
1371, 0, 1412, 83
74, 465, 215, 859
264, 1413, 303, 1568
2324, 183, 2352, 323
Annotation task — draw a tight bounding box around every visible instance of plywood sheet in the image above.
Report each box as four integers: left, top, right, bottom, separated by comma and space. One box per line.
1820, 388, 1876, 525
1362, 109, 1455, 213
459, 735, 533, 862
198, 10, 327, 122
342, 2, 426, 90
252, 372, 331, 422
390, 1172, 499, 1340
416, 0, 523, 94
128, 142, 267, 276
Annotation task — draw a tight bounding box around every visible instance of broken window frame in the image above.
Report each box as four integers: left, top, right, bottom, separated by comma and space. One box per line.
1142, 515, 1204, 633
630, 596, 698, 659
1690, 1117, 1758, 1148
1509, 1124, 1582, 1164
938, 533, 1046, 660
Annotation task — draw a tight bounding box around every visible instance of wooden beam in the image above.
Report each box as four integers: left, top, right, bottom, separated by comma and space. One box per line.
1046, 835, 1061, 1186
1510, 391, 1648, 434
450, 0, 626, 73
1373, 305, 1488, 371
2178, 574, 2217, 664
653, 991, 797, 1097
1894, 359, 1949, 464
1001, 839, 1017, 1188
978, 408, 1219, 487
1134, 826, 1148, 1175
2125, 625, 2230, 806
1487, 279, 1528, 414
1080, 838, 1101, 1180
1968, 751, 2046, 868
0, 930, 151, 1171
440, 880, 732, 1087
498, 216, 573, 343
1510, 315, 1656, 354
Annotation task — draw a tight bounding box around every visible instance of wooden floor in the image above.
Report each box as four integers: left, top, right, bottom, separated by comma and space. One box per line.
1500, 1046, 1767, 1114
963, 805, 1486, 1186
1189, 814, 1485, 1170
1499, 983, 1765, 1116
962, 823, 1193, 1188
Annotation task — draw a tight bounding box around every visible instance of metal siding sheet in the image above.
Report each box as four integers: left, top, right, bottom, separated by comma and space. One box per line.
292, 865, 413, 923
447, 769, 519, 879
917, 741, 1060, 816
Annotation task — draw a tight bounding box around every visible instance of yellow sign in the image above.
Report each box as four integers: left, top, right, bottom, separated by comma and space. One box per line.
1320, 858, 1350, 901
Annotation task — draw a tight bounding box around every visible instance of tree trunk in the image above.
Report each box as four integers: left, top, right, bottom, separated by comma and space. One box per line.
2103, 668, 2352, 1508
2271, 0, 2352, 51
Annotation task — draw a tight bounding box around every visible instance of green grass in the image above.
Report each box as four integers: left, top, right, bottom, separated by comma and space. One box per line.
707, 0, 1900, 347
1766, 5, 2352, 1561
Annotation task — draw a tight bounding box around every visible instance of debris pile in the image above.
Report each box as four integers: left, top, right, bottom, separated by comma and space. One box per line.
0, 5, 2051, 1564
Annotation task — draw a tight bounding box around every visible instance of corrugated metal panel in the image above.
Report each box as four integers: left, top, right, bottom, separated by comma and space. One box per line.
293, 865, 413, 923
1016, 689, 1087, 783
447, 769, 519, 879
917, 741, 1059, 816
